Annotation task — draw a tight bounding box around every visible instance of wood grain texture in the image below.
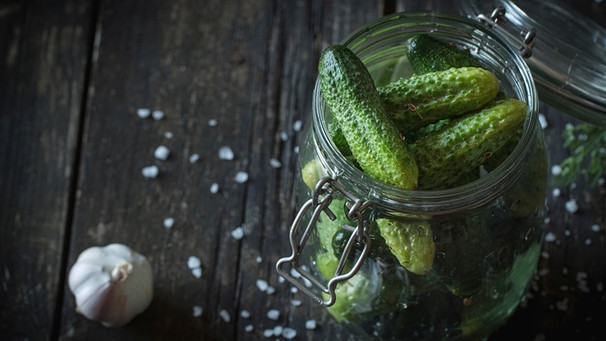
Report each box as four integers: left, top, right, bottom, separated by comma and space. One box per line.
0, 1, 94, 339
0, 0, 604, 340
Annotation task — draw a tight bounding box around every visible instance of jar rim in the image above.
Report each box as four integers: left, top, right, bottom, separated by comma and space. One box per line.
312, 11, 540, 215
460, 0, 606, 126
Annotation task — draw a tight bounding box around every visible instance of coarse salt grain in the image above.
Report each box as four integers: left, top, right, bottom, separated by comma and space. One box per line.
565, 199, 578, 213
282, 327, 297, 339
137, 108, 151, 118
591, 224, 601, 232
267, 309, 280, 320
256, 256, 262, 263
235, 171, 249, 183
189, 153, 200, 163
263, 329, 274, 338
163, 217, 174, 229
256, 279, 269, 292
191, 267, 202, 278
552, 188, 561, 197
218, 146, 234, 160
152, 110, 165, 120
280, 131, 289, 141
164, 131, 173, 139
210, 182, 220, 194
208, 118, 218, 127
141, 165, 159, 178
231, 226, 244, 240
269, 158, 282, 168
244, 324, 254, 332
550, 165, 562, 176
538, 113, 548, 129
240, 309, 251, 318
154, 145, 170, 160
291, 299, 302, 306
273, 326, 283, 336
187, 256, 201, 269
266, 286, 276, 295
544, 232, 557, 242
293, 120, 302, 132
219, 309, 231, 323
193, 306, 203, 317
305, 319, 317, 330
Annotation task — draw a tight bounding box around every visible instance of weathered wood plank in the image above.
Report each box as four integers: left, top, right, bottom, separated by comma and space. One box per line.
0, 1, 94, 339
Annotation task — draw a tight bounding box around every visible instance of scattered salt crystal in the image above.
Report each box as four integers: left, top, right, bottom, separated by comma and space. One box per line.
552, 188, 561, 197
256, 279, 269, 292
293, 120, 303, 132
541, 251, 549, 259
598, 178, 605, 186
291, 299, 302, 306
282, 327, 297, 339
293, 145, 299, 154
187, 256, 201, 269
564, 229, 571, 237
577, 272, 590, 293
585, 238, 592, 245
278, 276, 285, 283
193, 305, 203, 317
538, 268, 550, 276
210, 182, 219, 194
273, 326, 283, 336
263, 329, 274, 338
565, 199, 578, 213
240, 309, 251, 318
591, 224, 601, 232
191, 268, 202, 278
266, 286, 276, 295
219, 309, 231, 323
244, 324, 254, 332
234, 171, 249, 183
544, 232, 557, 242
556, 298, 569, 311
305, 319, 317, 330
164, 131, 173, 139
267, 309, 280, 320
280, 131, 289, 141
152, 110, 165, 120
208, 118, 218, 127
218, 146, 234, 160
141, 165, 159, 178
163, 217, 174, 228
290, 268, 301, 279
189, 153, 200, 163
154, 145, 170, 160
269, 158, 282, 168
290, 287, 297, 294
231, 226, 245, 240
256, 256, 263, 263
538, 113, 548, 129
550, 165, 562, 176
137, 108, 151, 118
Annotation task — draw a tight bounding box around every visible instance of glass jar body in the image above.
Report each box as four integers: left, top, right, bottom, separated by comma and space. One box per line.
291, 12, 547, 340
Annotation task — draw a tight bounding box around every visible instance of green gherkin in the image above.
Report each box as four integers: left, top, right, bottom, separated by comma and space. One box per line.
378, 66, 500, 133
377, 219, 435, 275
319, 45, 419, 190
405, 34, 482, 75
411, 99, 527, 190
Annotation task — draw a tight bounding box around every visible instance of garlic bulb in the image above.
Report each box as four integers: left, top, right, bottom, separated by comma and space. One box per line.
68, 243, 154, 327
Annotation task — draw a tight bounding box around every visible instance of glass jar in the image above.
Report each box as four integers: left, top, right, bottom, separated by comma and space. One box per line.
277, 11, 547, 340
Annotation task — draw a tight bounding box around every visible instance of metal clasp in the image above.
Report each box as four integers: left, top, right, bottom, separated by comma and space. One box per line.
477, 6, 536, 58
275, 176, 375, 306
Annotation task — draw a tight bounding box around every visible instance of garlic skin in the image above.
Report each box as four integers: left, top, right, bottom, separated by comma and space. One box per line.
68, 243, 154, 327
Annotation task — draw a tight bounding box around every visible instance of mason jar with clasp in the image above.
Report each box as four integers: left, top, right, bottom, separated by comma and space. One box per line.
277, 8, 549, 341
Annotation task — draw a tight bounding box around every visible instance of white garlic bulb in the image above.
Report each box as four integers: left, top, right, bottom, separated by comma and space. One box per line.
68, 243, 154, 327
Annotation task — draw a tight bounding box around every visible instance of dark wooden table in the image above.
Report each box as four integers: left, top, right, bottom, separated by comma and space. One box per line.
1, 0, 604, 340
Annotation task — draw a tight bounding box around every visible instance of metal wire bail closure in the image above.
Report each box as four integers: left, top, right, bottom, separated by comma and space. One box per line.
275, 176, 375, 307
477, 6, 536, 58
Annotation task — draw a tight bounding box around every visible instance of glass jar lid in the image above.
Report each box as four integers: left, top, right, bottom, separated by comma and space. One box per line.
460, 0, 606, 125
